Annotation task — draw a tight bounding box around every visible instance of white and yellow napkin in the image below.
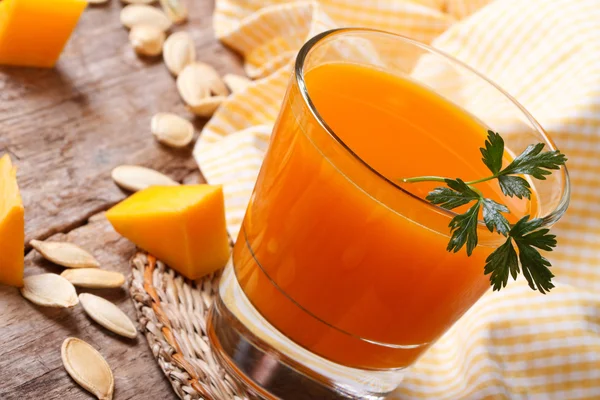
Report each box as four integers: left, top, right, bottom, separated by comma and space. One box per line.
194, 0, 600, 398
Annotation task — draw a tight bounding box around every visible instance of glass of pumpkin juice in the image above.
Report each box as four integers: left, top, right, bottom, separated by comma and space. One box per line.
207, 29, 569, 399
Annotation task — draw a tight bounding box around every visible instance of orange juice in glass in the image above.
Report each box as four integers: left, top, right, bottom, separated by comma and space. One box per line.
207, 29, 569, 399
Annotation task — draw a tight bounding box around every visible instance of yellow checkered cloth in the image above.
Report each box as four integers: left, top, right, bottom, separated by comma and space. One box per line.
193, 0, 600, 398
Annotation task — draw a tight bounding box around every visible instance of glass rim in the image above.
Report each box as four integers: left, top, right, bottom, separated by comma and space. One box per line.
294, 28, 570, 227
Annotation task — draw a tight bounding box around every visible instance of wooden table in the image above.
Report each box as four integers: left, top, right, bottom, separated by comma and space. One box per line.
0, 1, 243, 398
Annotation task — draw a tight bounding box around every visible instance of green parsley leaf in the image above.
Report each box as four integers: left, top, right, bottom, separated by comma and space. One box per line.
497, 175, 532, 199
402, 131, 567, 293
510, 216, 557, 293
426, 178, 480, 210
480, 130, 504, 174
447, 200, 481, 256
481, 198, 510, 236
484, 237, 519, 291
518, 228, 557, 251
500, 143, 567, 180
484, 216, 557, 294
509, 215, 544, 235
514, 240, 555, 294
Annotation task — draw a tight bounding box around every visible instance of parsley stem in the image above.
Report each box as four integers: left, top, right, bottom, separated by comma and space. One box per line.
401, 176, 448, 183
402, 175, 497, 186
465, 175, 497, 185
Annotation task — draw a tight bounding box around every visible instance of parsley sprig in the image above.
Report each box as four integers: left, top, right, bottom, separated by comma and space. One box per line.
402, 131, 567, 294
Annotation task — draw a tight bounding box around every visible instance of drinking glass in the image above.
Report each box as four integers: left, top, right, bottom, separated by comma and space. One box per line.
207, 28, 570, 400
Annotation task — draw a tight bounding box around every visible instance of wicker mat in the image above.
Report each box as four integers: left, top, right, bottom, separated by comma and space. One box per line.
129, 252, 251, 400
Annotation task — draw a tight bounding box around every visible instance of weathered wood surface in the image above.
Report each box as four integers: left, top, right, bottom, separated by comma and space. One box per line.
0, 214, 174, 400
0, 0, 243, 398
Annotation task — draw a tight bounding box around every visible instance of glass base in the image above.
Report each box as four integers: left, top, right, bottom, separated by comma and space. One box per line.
207, 262, 404, 399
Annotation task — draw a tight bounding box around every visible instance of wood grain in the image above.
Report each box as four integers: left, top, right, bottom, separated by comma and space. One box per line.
0, 0, 243, 398
0, 0, 244, 245
0, 213, 175, 400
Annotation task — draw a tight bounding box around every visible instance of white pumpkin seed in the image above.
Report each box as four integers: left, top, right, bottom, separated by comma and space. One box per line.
61, 269, 125, 289
177, 67, 209, 106
187, 95, 226, 118
176, 62, 228, 108
21, 274, 78, 308
151, 113, 194, 148
223, 74, 251, 94
30, 240, 100, 268
129, 25, 165, 57
111, 165, 178, 192
159, 0, 187, 24
163, 31, 195, 76
79, 294, 137, 339
121, 0, 155, 4
61, 338, 114, 400
120, 5, 172, 31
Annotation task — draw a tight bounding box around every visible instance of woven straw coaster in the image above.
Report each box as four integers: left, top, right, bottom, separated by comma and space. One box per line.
128, 252, 251, 400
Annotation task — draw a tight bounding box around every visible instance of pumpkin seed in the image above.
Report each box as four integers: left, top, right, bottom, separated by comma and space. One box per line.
30, 240, 100, 268
177, 67, 209, 106
186, 95, 226, 118
111, 165, 179, 192
61, 269, 125, 289
163, 31, 196, 76
159, 0, 188, 24
223, 74, 251, 93
120, 5, 172, 31
21, 274, 78, 308
88, 0, 110, 5
151, 113, 194, 147
176, 62, 228, 108
61, 338, 114, 400
129, 25, 165, 57
79, 294, 137, 339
